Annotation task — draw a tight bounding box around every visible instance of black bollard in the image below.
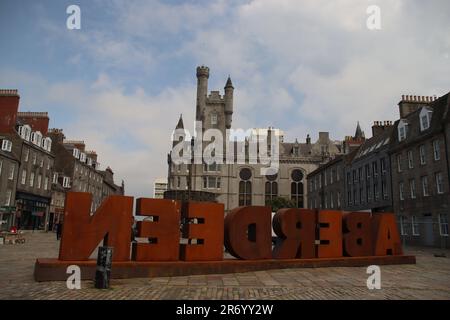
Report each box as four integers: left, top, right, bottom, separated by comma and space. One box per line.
95, 246, 113, 289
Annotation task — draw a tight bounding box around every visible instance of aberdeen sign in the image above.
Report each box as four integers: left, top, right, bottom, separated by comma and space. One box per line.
34, 193, 415, 281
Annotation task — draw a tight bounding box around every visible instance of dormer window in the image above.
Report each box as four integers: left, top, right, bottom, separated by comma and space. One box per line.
293, 146, 299, 156
80, 152, 86, 162
18, 125, 32, 141
87, 158, 92, 166
1, 139, 12, 152
419, 107, 432, 131
398, 120, 408, 141
32, 131, 43, 146
73, 148, 80, 159
42, 137, 52, 152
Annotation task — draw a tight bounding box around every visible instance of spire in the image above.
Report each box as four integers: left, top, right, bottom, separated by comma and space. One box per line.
354, 121, 364, 139
225, 76, 234, 89
176, 114, 184, 129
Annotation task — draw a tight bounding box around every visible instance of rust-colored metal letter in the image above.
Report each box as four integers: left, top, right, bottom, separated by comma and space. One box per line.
224, 206, 272, 260
59, 192, 133, 261
343, 212, 373, 257
132, 198, 181, 261
372, 213, 403, 256
180, 201, 224, 261
317, 210, 343, 258
272, 208, 316, 259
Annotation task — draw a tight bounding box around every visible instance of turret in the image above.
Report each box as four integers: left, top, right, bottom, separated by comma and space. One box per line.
173, 114, 185, 148
196, 66, 209, 121
224, 76, 234, 129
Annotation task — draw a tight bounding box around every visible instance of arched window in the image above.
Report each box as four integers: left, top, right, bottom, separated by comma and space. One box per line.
264, 173, 278, 205
239, 168, 252, 206
291, 169, 304, 208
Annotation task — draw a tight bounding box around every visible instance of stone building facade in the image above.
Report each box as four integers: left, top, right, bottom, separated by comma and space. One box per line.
0, 90, 54, 230
167, 66, 345, 212
390, 94, 450, 248
307, 93, 450, 248
153, 177, 168, 199
307, 122, 368, 211
307, 155, 345, 210
99, 166, 125, 198
0, 136, 19, 231
49, 183, 65, 231
1, 89, 126, 230
48, 129, 104, 213
343, 122, 394, 213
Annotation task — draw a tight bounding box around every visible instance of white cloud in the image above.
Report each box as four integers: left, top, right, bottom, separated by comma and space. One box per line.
3, 0, 450, 197
0, 69, 196, 198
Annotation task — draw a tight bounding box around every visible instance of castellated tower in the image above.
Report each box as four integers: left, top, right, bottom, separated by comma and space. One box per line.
224, 77, 234, 129
194, 66, 234, 138
196, 66, 209, 122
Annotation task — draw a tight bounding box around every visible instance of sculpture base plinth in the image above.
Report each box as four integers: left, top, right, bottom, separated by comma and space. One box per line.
34, 255, 416, 282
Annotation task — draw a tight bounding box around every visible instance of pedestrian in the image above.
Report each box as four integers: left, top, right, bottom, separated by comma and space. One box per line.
56, 222, 62, 240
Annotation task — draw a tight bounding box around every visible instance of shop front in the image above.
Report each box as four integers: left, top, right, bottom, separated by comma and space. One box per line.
48, 207, 64, 231
15, 192, 50, 230
0, 206, 16, 231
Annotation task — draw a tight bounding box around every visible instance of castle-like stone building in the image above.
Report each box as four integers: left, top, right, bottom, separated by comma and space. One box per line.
167, 66, 349, 212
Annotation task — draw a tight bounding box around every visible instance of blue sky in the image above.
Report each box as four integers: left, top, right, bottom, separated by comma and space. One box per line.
1, 0, 449, 197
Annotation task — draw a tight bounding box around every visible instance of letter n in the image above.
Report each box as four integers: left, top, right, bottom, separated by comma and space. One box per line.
372, 213, 403, 256
224, 206, 272, 259
59, 192, 133, 261
132, 198, 181, 261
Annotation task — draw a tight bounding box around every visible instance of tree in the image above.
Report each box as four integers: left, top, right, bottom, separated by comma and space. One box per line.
266, 197, 296, 212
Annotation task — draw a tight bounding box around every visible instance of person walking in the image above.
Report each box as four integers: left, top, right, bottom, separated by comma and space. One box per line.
56, 222, 62, 240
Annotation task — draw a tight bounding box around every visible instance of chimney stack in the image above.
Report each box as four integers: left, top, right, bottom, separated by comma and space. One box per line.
372, 120, 393, 137
48, 128, 65, 144
398, 94, 435, 118
0, 89, 20, 134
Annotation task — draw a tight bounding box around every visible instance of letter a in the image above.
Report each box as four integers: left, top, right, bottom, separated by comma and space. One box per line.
366, 5, 381, 30
66, 265, 81, 290
66, 5, 81, 30
366, 265, 381, 289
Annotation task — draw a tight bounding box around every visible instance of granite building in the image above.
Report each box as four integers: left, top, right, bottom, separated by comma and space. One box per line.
0, 90, 54, 230
167, 66, 346, 212
390, 94, 450, 248
344, 121, 394, 213
98, 166, 125, 198
0, 132, 20, 231
153, 177, 168, 199
48, 129, 104, 213
307, 155, 345, 210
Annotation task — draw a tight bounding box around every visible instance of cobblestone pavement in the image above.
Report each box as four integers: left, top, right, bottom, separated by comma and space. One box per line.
0, 232, 449, 300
